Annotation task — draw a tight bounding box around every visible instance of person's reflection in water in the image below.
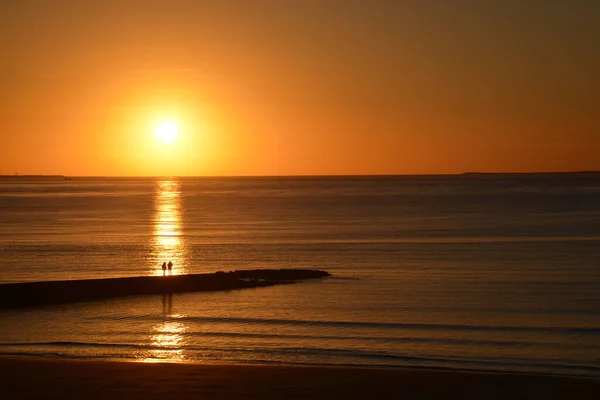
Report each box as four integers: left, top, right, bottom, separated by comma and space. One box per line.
143, 292, 185, 362
162, 293, 173, 316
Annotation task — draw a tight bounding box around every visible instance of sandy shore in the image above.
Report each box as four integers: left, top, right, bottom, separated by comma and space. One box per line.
2, 357, 599, 399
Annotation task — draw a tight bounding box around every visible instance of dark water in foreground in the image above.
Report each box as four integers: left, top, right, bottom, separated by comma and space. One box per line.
0, 174, 599, 376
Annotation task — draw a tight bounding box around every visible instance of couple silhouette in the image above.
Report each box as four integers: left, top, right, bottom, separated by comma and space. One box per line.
161, 261, 173, 273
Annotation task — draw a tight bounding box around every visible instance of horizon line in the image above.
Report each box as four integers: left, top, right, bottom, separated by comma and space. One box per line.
2, 171, 600, 179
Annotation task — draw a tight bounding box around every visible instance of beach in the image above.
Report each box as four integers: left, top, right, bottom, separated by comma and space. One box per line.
3, 357, 599, 399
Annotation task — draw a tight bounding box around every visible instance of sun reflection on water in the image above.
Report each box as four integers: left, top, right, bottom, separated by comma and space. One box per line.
150, 180, 188, 275
138, 294, 189, 363
137, 180, 191, 363
146, 319, 187, 362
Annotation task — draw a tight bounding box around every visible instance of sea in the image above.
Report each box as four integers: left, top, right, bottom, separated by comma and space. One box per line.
0, 174, 599, 377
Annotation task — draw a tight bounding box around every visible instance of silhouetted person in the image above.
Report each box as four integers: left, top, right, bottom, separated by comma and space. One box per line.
167, 261, 173, 271
161, 262, 167, 274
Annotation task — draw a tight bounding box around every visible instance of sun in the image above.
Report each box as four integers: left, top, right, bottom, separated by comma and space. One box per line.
155, 121, 179, 143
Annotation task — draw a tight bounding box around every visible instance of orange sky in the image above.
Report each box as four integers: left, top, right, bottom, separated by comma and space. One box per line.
1, 1, 599, 176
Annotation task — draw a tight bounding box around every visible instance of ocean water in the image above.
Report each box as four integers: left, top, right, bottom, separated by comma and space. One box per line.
0, 174, 599, 377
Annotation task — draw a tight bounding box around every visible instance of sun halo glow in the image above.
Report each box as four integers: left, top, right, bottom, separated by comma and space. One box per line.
155, 121, 179, 143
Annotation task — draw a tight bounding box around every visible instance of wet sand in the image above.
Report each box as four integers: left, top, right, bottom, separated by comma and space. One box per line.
2, 357, 599, 399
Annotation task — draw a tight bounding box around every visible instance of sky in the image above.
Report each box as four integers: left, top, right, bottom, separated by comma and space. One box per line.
1, 0, 599, 176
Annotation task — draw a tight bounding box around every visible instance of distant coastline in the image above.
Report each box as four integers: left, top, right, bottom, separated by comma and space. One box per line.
0, 175, 66, 180
461, 171, 600, 176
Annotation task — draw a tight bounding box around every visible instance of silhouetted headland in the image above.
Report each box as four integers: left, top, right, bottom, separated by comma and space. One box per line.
0, 269, 330, 309
0, 174, 66, 180
461, 171, 600, 176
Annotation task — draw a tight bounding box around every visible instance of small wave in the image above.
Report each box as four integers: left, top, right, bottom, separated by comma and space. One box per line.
167, 331, 600, 350
1, 340, 599, 378
0, 341, 180, 351
199, 346, 600, 377
92, 314, 600, 336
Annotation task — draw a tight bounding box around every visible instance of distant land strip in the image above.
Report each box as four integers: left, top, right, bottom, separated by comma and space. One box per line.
461, 171, 600, 175
0, 269, 331, 309
0, 175, 66, 179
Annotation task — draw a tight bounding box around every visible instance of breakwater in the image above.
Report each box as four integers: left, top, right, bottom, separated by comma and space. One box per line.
0, 269, 330, 309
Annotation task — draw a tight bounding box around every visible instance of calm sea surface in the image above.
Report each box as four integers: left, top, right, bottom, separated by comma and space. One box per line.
0, 175, 599, 377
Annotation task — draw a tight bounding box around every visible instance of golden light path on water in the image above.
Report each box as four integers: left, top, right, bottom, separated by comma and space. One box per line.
140, 180, 190, 362
150, 180, 188, 276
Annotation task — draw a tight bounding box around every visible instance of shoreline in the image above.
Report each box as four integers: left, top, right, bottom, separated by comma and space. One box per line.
3, 356, 599, 399
3, 353, 599, 382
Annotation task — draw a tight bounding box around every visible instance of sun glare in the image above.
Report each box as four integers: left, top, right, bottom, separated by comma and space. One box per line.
155, 121, 179, 143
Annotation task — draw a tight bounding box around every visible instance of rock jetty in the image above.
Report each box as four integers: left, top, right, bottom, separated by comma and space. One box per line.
0, 269, 331, 309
